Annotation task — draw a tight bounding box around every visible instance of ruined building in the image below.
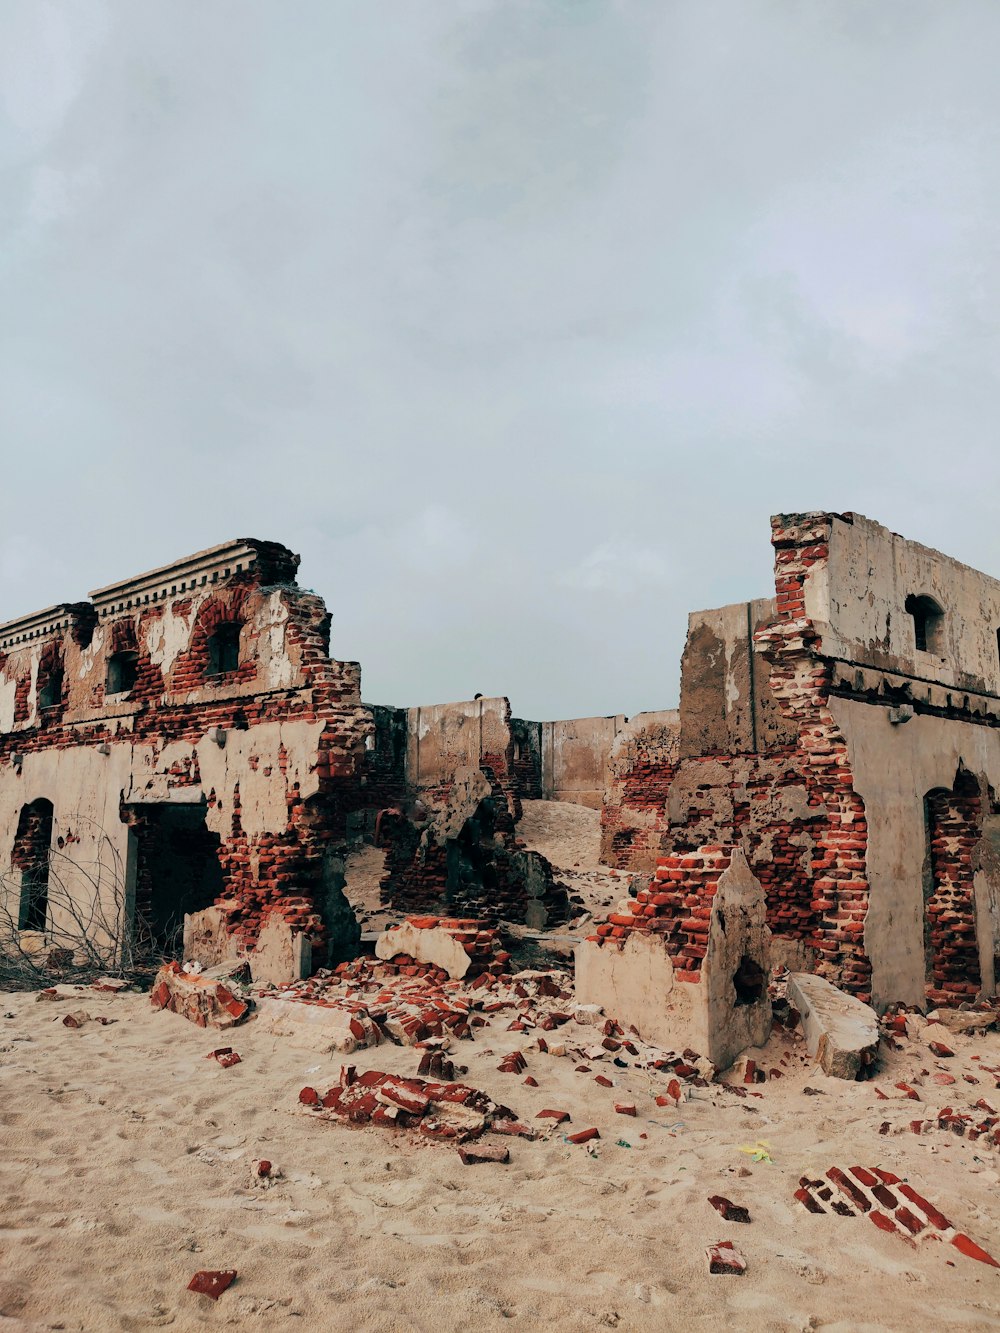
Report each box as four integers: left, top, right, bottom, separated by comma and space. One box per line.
593, 511, 1000, 1019
3, 513, 1000, 1038
0, 541, 371, 971
0, 542, 567, 977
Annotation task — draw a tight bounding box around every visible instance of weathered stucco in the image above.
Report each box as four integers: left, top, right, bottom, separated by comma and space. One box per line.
830, 696, 1000, 1010
576, 850, 771, 1069
0, 540, 371, 973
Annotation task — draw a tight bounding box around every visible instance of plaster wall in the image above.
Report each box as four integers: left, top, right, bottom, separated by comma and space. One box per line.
829, 695, 1000, 1010
405, 697, 512, 789
679, 598, 795, 759
803, 512, 1000, 695
0, 744, 133, 957
540, 714, 626, 808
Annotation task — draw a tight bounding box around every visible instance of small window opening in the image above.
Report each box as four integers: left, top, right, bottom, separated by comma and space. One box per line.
106, 650, 139, 695
732, 954, 765, 1007
206, 623, 241, 678
38, 668, 64, 710
905, 594, 944, 655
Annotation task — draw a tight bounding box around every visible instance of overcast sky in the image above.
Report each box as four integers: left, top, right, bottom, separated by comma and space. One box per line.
2, 2, 999, 719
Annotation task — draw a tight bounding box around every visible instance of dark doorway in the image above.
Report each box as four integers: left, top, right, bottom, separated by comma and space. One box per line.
129, 804, 224, 954
13, 798, 54, 932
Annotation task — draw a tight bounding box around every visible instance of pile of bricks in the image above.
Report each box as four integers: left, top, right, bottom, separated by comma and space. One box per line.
298, 1065, 524, 1141
584, 846, 734, 982
150, 962, 250, 1029
907, 1100, 1000, 1151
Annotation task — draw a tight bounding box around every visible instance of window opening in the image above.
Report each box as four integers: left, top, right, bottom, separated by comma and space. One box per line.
905, 594, 944, 655
38, 668, 63, 710
206, 623, 241, 677
106, 650, 139, 695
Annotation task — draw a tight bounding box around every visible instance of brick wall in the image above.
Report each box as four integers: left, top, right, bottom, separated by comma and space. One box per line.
0, 542, 371, 967
926, 771, 982, 1002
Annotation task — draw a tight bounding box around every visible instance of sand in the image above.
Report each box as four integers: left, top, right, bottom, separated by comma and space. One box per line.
3, 801, 1000, 1331
3, 979, 1000, 1333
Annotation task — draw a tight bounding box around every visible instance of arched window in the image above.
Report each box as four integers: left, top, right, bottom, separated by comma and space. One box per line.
206, 622, 241, 678
106, 650, 139, 696
905, 594, 944, 655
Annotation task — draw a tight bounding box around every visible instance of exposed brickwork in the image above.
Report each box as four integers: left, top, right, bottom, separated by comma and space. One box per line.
596, 515, 876, 1001
586, 845, 733, 983
0, 541, 371, 969
926, 771, 982, 1001
600, 716, 679, 870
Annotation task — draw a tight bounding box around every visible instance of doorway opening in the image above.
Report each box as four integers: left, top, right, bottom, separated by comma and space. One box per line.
127, 803, 224, 955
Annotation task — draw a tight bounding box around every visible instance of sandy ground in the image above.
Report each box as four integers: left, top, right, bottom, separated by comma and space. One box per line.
4, 806, 1000, 1331
3, 980, 1000, 1333
517, 800, 633, 921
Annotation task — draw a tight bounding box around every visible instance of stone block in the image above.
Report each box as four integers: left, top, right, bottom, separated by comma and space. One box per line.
787, 971, 879, 1079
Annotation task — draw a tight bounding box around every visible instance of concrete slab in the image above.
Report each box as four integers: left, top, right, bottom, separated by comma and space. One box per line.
788, 972, 880, 1079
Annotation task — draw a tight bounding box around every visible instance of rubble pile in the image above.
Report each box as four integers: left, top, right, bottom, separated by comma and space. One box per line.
149, 961, 250, 1029
298, 1065, 527, 1142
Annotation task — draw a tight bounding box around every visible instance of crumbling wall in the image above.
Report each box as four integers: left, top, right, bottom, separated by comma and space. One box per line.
600, 710, 680, 869
577, 847, 771, 1068
537, 714, 627, 809
0, 540, 370, 972
377, 762, 567, 927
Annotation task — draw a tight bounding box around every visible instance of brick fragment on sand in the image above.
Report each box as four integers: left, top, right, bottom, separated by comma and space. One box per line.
490, 1120, 536, 1139
208, 1047, 241, 1068
706, 1241, 746, 1275
708, 1196, 751, 1223
536, 1109, 570, 1124
566, 1127, 600, 1145
951, 1233, 1000, 1268
457, 1142, 510, 1165
794, 1186, 825, 1214
929, 1041, 955, 1058
614, 1103, 637, 1117
187, 1270, 236, 1300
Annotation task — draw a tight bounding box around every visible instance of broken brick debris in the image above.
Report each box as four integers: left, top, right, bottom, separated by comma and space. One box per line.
151, 963, 249, 1030
708, 1196, 751, 1224
706, 1241, 746, 1275
187, 1271, 237, 1300
299, 1067, 518, 1142
457, 1142, 510, 1165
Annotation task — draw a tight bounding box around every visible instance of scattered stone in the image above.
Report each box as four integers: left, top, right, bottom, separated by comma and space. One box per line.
457, 1142, 510, 1165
